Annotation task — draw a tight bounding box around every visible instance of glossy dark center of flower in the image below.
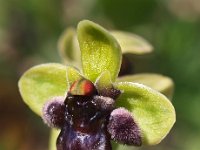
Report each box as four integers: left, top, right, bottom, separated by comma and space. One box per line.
57, 79, 120, 150
65, 95, 105, 133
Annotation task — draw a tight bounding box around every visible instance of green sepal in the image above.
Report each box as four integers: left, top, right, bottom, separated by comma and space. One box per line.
18, 63, 68, 116
115, 82, 176, 145
77, 20, 122, 82
111, 31, 153, 55
116, 73, 174, 99
58, 27, 81, 67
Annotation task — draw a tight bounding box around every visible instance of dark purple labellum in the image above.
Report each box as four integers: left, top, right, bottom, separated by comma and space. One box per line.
42, 79, 142, 150
57, 94, 112, 150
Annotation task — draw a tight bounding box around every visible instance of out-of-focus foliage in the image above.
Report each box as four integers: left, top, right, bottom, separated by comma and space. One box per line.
167, 0, 200, 22
99, 0, 158, 28
0, 0, 200, 150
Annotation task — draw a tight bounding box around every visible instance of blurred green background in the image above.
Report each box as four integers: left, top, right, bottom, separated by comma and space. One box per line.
0, 0, 200, 150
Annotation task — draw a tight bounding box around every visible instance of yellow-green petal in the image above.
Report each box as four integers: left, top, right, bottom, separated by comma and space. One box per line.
77, 20, 122, 82
115, 82, 176, 145
18, 63, 68, 116
116, 73, 174, 99
111, 31, 153, 55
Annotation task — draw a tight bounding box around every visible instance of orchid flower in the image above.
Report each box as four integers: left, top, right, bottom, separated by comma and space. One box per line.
18, 20, 175, 150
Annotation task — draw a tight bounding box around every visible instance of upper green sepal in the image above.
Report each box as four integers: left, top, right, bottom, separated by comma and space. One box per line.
77, 20, 122, 82
18, 63, 68, 116
114, 82, 176, 145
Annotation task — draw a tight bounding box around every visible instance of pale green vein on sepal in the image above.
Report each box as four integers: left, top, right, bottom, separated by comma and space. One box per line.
77, 20, 122, 82
115, 82, 176, 145
18, 63, 68, 116
117, 73, 174, 100
111, 31, 153, 55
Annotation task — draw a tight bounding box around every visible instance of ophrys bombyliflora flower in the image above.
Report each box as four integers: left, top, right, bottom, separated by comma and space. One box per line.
18, 20, 175, 150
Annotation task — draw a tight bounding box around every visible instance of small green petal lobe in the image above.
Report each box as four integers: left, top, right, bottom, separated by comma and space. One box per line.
77, 20, 122, 82
115, 82, 176, 145
66, 66, 84, 87
95, 71, 113, 91
116, 73, 174, 99
18, 63, 68, 116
